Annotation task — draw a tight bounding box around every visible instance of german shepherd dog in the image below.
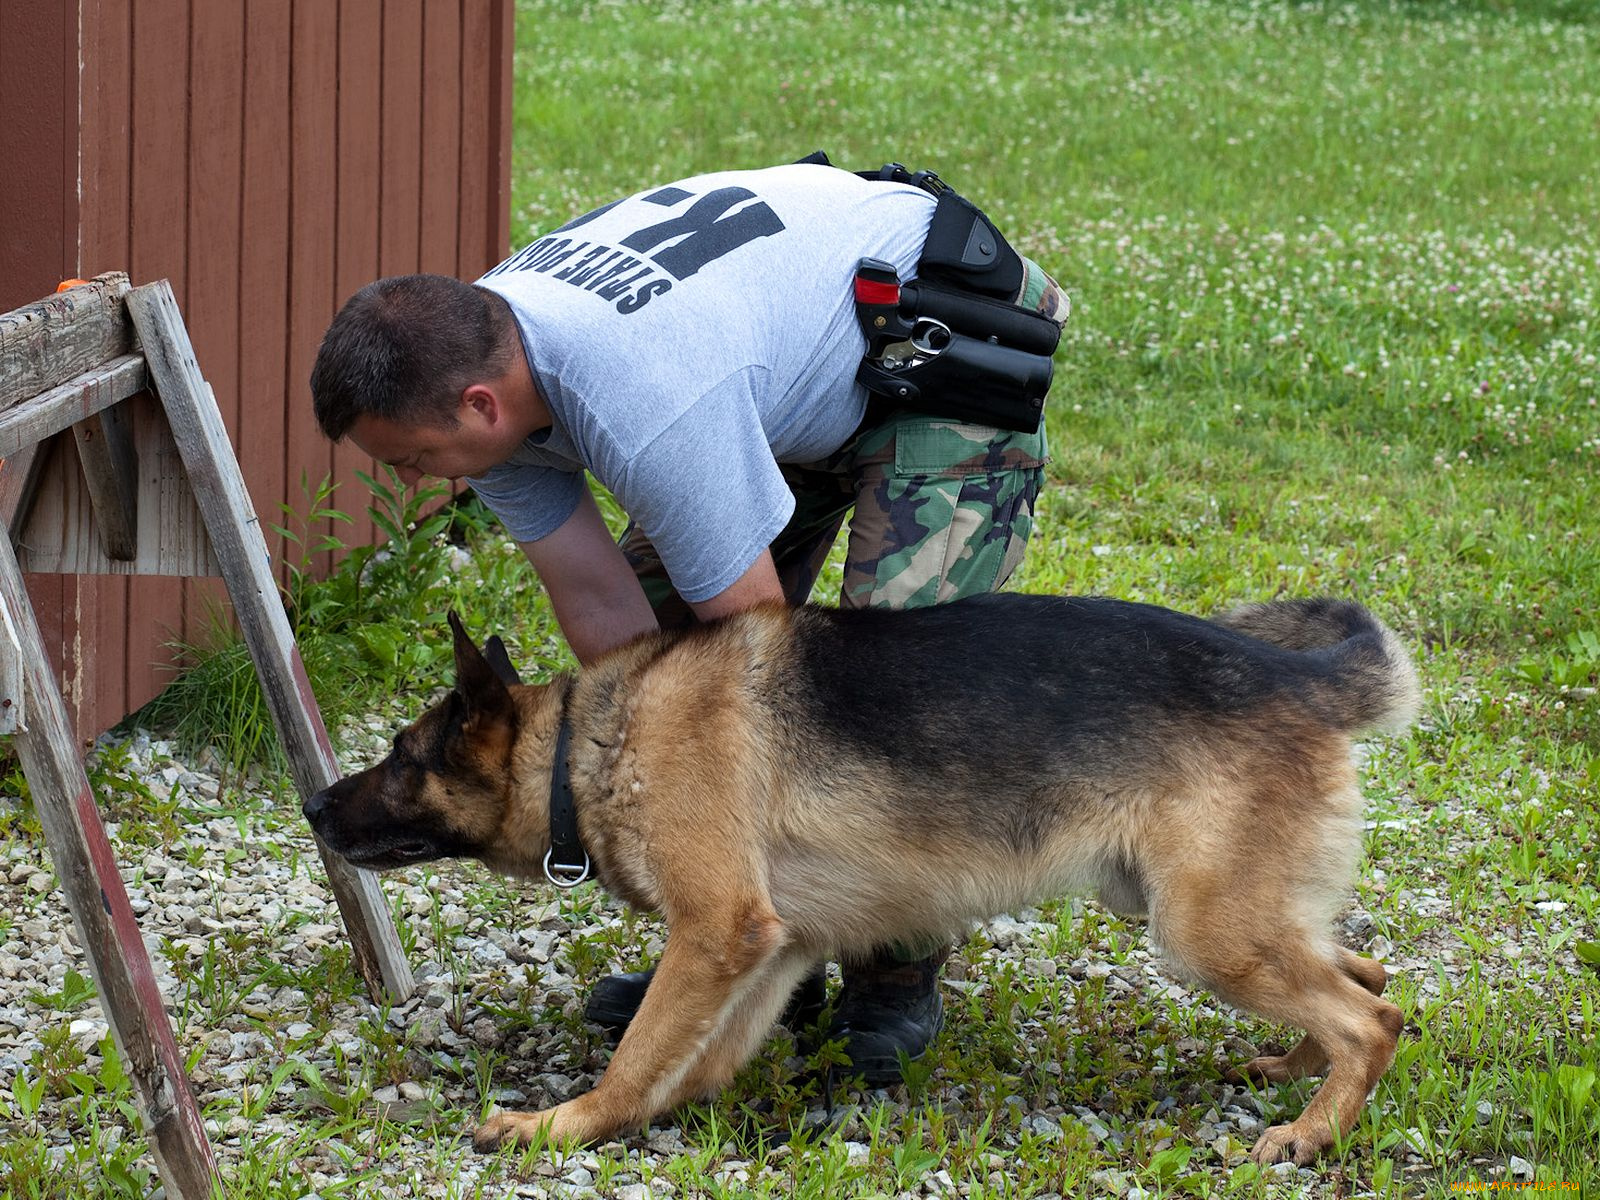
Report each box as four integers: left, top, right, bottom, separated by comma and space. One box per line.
302, 593, 1418, 1166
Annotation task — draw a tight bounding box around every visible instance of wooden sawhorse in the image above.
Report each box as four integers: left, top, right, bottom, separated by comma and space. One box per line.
0, 274, 415, 1197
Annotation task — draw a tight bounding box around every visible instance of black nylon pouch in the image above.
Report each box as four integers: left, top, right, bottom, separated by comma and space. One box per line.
916, 190, 1025, 300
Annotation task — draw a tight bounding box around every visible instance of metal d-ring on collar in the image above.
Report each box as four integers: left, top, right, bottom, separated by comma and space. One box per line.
543, 711, 591, 889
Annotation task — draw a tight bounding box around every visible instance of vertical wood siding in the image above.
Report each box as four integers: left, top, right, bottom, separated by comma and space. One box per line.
125, 0, 191, 722
78, 0, 136, 727
0, 0, 514, 742
334, 0, 383, 552
0, 3, 82, 717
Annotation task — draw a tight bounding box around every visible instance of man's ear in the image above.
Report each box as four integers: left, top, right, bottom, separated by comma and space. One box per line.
461, 382, 502, 426
448, 611, 513, 723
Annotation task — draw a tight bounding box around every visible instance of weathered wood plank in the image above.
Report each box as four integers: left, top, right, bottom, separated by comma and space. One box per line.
0, 354, 147, 457
0, 274, 133, 409
0, 350, 214, 577
0, 581, 23, 735
124, 280, 414, 1004
71, 388, 140, 560
0, 442, 47, 529
14, 391, 218, 578
0, 524, 218, 1200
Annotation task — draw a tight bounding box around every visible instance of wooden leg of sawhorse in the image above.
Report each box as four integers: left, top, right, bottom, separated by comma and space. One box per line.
125, 280, 414, 1005
0, 527, 217, 1200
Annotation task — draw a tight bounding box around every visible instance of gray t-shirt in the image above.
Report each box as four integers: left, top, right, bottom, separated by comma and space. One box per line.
469, 164, 933, 603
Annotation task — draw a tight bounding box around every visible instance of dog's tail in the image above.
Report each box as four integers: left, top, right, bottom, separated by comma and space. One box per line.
1216, 598, 1421, 734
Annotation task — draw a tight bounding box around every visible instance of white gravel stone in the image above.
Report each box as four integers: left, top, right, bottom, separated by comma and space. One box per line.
1088, 1170, 1128, 1196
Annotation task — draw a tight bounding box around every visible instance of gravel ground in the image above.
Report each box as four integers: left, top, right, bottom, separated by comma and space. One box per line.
0, 722, 1557, 1198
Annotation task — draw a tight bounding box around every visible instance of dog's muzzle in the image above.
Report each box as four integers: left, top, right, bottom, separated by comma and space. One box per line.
301, 789, 333, 828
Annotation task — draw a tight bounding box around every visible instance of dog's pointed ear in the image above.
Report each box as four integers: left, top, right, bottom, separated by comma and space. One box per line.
448, 611, 512, 719
482, 635, 524, 687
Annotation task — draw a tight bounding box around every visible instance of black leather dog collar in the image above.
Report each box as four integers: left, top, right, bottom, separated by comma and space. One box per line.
543, 712, 591, 889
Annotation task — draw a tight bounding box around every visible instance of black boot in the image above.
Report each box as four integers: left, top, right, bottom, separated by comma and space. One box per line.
582, 968, 656, 1032
830, 950, 946, 1085
583, 965, 828, 1035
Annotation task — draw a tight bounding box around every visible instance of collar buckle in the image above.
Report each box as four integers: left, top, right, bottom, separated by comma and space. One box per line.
542, 847, 591, 889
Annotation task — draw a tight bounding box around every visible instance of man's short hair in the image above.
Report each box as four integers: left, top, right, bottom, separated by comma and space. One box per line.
311, 274, 519, 441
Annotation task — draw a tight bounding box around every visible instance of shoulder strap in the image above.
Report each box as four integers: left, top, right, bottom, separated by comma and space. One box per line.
795, 151, 1023, 300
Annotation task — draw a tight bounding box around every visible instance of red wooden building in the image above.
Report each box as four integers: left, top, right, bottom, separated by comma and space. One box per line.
0, 0, 515, 740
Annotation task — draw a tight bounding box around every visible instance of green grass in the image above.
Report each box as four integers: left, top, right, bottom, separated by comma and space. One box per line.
4, 0, 1599, 1196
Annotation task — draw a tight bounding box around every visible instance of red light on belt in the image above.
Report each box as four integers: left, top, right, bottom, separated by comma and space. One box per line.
853, 277, 900, 306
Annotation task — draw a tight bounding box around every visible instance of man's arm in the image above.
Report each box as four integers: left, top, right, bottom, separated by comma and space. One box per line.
520, 490, 785, 665
519, 489, 659, 666
687, 550, 784, 623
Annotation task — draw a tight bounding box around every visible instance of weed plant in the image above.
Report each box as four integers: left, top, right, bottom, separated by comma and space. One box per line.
132, 470, 566, 781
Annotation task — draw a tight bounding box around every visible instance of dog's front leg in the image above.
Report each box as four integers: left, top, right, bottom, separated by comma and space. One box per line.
474, 898, 788, 1151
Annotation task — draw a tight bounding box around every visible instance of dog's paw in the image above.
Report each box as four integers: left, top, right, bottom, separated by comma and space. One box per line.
472, 1108, 555, 1153
1248, 1122, 1323, 1167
